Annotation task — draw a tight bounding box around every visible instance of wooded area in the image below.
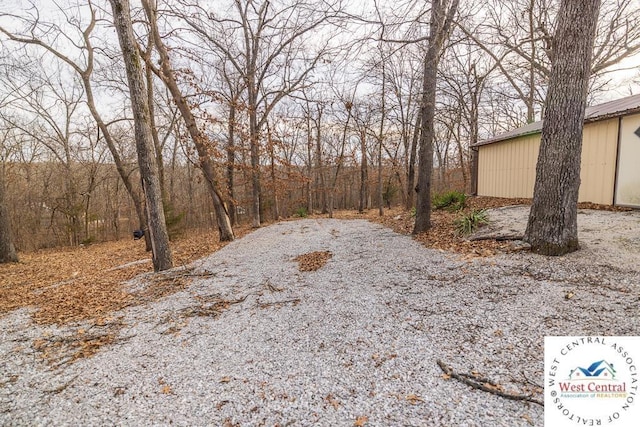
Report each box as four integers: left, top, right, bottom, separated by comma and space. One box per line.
1, 0, 638, 264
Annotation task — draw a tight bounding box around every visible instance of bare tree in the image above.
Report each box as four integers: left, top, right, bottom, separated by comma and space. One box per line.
524, 0, 601, 255
413, 0, 460, 234
0, 2, 153, 250
173, 0, 341, 227
141, 0, 234, 241
352, 102, 372, 213
0, 125, 18, 263
461, 0, 640, 124
109, 0, 173, 271
327, 96, 354, 218
377, 60, 386, 216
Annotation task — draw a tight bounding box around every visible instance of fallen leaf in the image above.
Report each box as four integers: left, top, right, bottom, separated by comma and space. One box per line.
405, 394, 423, 404
354, 415, 368, 426
293, 251, 332, 271
522, 413, 534, 426
220, 376, 231, 383
441, 373, 451, 380
161, 384, 172, 394
324, 393, 340, 409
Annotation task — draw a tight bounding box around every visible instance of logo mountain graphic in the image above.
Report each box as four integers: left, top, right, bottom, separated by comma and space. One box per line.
568, 360, 616, 380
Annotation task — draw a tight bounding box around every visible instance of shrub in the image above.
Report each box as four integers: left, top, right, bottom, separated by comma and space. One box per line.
432, 190, 467, 211
295, 207, 308, 218
454, 209, 489, 235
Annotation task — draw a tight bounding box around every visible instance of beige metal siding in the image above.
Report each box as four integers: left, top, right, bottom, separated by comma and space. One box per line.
477, 133, 540, 199
615, 113, 640, 206
477, 119, 619, 204
579, 118, 618, 204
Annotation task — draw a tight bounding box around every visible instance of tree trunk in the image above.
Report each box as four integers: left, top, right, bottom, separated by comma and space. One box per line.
142, 0, 234, 241
268, 126, 280, 221
315, 111, 327, 214
413, 0, 459, 234
249, 96, 262, 227
470, 147, 479, 195
378, 66, 385, 217
227, 100, 237, 226
0, 168, 18, 263
358, 129, 368, 213
145, 59, 165, 198
306, 115, 314, 214
405, 113, 420, 211
110, 0, 173, 272
328, 102, 353, 218
524, 0, 601, 256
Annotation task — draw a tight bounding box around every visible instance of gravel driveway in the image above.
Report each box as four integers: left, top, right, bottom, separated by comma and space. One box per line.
2, 216, 639, 426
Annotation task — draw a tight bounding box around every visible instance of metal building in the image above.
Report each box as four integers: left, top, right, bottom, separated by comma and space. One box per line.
473, 94, 640, 207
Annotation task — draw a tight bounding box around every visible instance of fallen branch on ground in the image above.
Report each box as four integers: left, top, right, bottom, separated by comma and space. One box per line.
437, 359, 543, 406
258, 298, 301, 308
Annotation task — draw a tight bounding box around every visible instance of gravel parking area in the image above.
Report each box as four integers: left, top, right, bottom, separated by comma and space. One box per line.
1, 213, 639, 426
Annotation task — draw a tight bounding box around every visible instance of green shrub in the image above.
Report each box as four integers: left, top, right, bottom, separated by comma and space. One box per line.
410, 207, 416, 218
454, 209, 489, 235
295, 207, 308, 218
432, 190, 467, 211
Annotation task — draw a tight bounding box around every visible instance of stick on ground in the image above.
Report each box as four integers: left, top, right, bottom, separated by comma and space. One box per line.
437, 359, 544, 407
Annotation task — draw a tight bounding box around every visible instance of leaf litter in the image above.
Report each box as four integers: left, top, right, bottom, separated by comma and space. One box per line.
0, 227, 252, 365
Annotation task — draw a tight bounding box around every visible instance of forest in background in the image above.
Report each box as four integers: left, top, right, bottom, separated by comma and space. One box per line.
1, 0, 639, 252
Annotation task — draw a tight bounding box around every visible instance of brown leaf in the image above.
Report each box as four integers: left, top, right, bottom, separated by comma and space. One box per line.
405, 394, 423, 404
324, 393, 340, 409
354, 415, 368, 426
294, 251, 332, 271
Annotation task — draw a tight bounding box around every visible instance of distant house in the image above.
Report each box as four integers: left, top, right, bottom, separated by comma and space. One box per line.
472, 94, 640, 208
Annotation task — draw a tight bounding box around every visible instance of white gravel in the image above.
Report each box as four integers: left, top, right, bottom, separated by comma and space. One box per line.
1, 216, 639, 426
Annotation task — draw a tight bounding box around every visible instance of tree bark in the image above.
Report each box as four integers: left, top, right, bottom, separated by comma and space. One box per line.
524, 0, 601, 256
378, 65, 386, 217
413, 0, 459, 234
109, 0, 173, 271
405, 113, 420, 211
142, 0, 234, 241
315, 108, 327, 214
226, 99, 238, 226
358, 129, 368, 213
328, 102, 353, 218
0, 167, 18, 263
